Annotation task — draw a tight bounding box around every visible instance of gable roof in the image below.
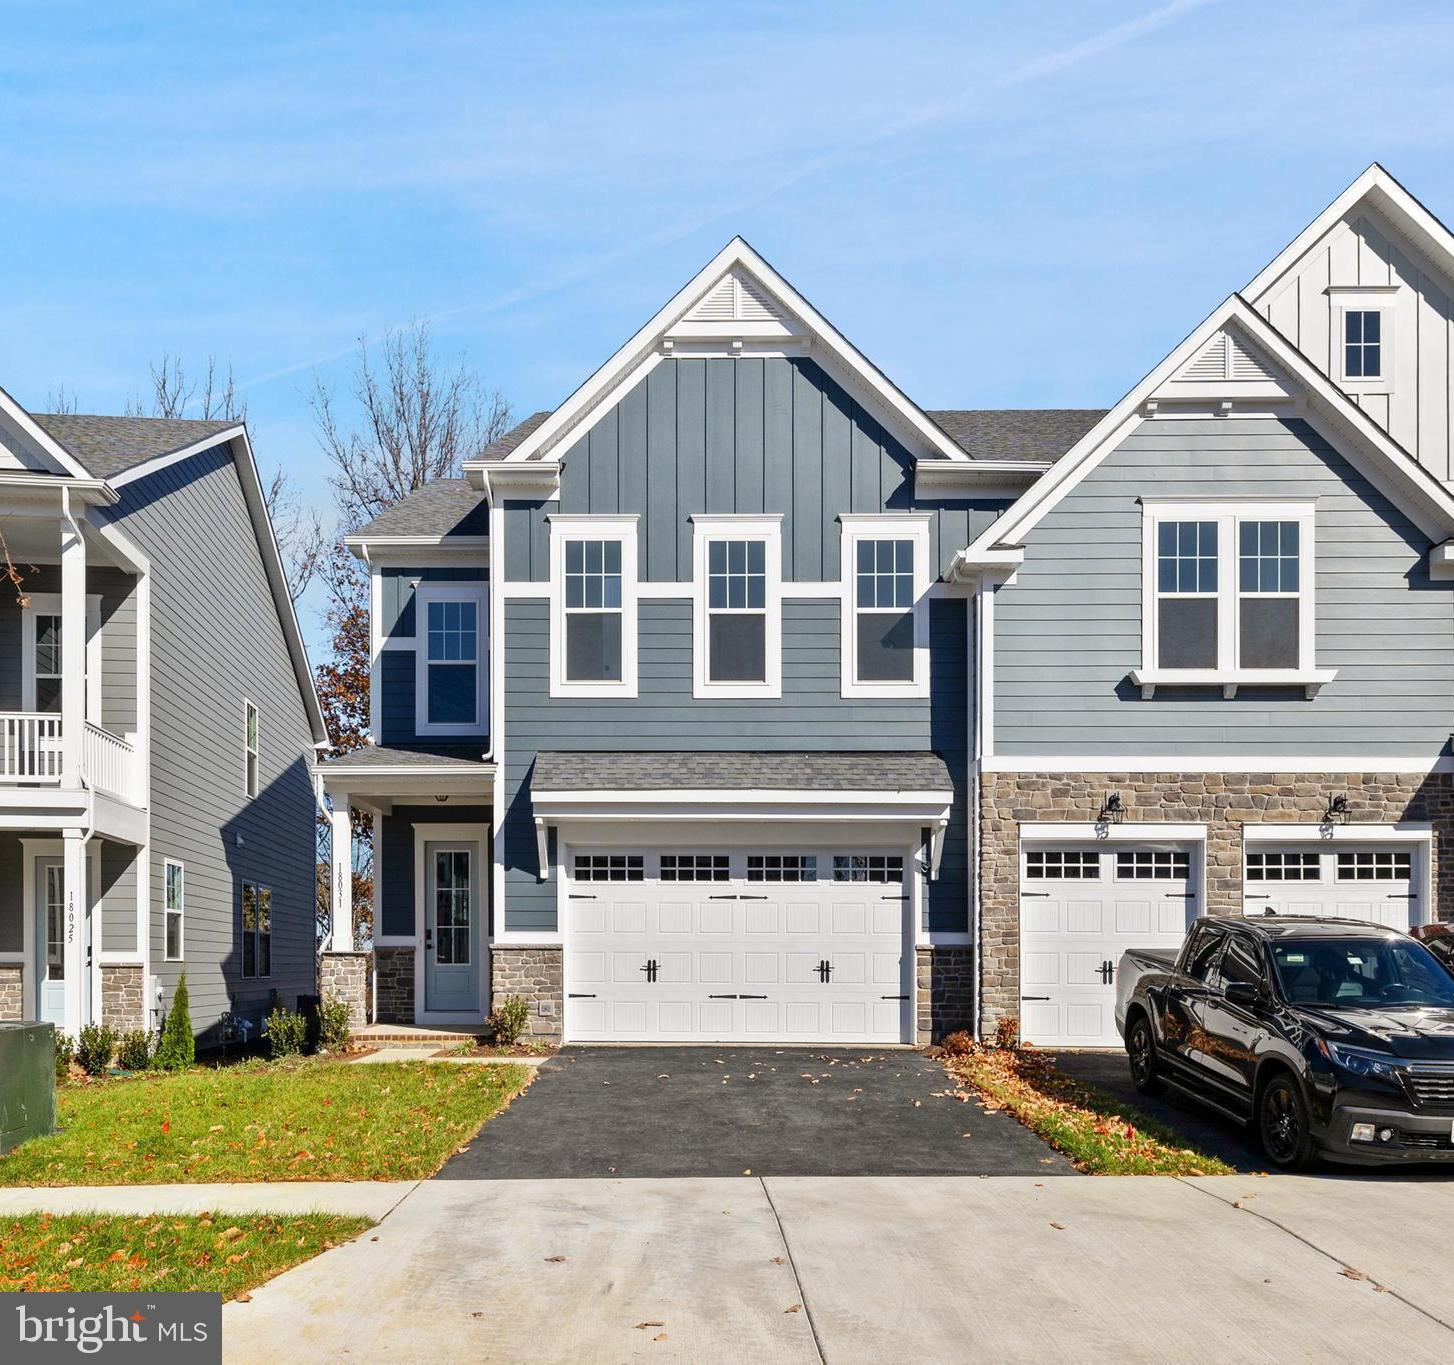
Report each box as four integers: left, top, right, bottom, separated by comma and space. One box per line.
951, 294, 1454, 575
531, 749, 953, 794
33, 413, 238, 479
1245, 163, 1454, 305
349, 478, 490, 542
468, 237, 971, 476
479, 411, 552, 461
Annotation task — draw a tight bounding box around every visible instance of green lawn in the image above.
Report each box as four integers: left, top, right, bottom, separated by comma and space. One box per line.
0, 1059, 531, 1186
0, 1212, 371, 1297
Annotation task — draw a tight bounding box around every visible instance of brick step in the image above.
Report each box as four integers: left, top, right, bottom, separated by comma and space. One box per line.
361, 1030, 489, 1047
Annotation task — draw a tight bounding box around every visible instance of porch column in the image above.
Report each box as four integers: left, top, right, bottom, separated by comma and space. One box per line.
330, 798, 354, 952
59, 499, 87, 787
62, 828, 86, 1037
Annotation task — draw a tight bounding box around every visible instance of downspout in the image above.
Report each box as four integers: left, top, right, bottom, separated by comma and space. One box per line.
968, 584, 982, 1043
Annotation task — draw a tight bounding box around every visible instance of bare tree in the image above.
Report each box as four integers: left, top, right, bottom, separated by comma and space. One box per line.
263, 468, 326, 603
312, 321, 512, 534
44, 384, 78, 414
126, 353, 248, 423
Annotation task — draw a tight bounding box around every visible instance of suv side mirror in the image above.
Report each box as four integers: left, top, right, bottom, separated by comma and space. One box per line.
1223, 981, 1260, 1007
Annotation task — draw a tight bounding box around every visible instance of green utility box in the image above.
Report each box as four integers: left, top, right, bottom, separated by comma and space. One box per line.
0, 1022, 57, 1153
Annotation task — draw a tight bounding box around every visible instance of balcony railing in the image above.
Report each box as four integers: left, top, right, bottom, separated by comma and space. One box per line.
0, 712, 63, 783
0, 712, 138, 802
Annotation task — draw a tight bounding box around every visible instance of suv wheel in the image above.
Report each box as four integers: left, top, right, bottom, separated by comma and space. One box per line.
1259, 1073, 1316, 1170
1126, 1015, 1164, 1096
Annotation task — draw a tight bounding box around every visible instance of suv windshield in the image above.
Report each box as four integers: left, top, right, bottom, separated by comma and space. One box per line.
1270, 938, 1454, 1009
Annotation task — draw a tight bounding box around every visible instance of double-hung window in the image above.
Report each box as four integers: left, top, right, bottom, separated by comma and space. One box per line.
550, 516, 638, 697
164, 859, 184, 961
1139, 502, 1327, 697
244, 700, 259, 798
241, 880, 271, 979
415, 584, 488, 736
692, 515, 781, 697
840, 514, 931, 697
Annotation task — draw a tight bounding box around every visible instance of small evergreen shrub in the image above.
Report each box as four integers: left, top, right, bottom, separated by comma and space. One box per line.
75, 1022, 118, 1076
266, 1006, 309, 1059
115, 1029, 153, 1072
53, 1031, 75, 1082
315, 995, 353, 1053
153, 974, 196, 1072
486, 995, 531, 1046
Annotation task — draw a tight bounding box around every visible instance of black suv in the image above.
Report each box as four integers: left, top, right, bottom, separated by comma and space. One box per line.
1118, 917, 1454, 1169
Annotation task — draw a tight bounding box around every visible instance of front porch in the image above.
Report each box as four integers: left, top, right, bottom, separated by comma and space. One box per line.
317, 745, 495, 1032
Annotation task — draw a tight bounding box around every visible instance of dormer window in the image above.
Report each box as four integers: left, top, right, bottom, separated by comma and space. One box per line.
1344, 310, 1381, 379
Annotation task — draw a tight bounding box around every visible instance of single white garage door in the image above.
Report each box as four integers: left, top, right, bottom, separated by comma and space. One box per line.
1242, 845, 1420, 930
1019, 844, 1197, 1048
564, 849, 910, 1043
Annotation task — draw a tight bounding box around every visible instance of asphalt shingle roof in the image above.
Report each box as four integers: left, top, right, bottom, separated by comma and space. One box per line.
531, 750, 953, 793
926, 409, 1107, 464
479, 410, 552, 460
32, 413, 238, 478
318, 743, 489, 771
351, 478, 489, 540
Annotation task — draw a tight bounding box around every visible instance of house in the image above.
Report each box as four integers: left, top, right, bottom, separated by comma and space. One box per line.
0, 402, 329, 1045
318, 163, 1454, 1049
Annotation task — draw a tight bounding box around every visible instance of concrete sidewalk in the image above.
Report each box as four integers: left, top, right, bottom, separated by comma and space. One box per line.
0, 1181, 415, 1219
222, 1173, 1454, 1363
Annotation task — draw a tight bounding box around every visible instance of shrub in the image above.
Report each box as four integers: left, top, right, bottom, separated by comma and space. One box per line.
115, 1029, 153, 1072
993, 1015, 1020, 1052
315, 995, 353, 1053
266, 1006, 309, 1059
486, 994, 531, 1047
941, 1029, 976, 1057
53, 1031, 75, 1082
153, 974, 196, 1072
75, 1022, 118, 1076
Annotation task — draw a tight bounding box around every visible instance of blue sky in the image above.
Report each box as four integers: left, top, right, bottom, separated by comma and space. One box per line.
4, 1, 1454, 649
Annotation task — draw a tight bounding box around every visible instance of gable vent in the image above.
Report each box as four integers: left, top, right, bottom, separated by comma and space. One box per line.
1173, 328, 1282, 385
683, 270, 794, 327
1228, 331, 1276, 381
1182, 334, 1230, 381
691, 277, 738, 322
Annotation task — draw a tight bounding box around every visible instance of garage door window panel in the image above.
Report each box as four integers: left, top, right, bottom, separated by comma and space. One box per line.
1025, 850, 1102, 880
832, 854, 903, 883
1337, 851, 1412, 881
660, 854, 730, 882
1116, 850, 1190, 880
1247, 851, 1322, 881
748, 854, 818, 883
574, 854, 644, 882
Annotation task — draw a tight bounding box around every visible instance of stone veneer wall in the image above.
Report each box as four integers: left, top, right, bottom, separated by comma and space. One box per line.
101, 964, 145, 1032
491, 946, 562, 1040
915, 946, 976, 1044
980, 770, 1454, 1038
374, 947, 415, 1023
0, 963, 21, 1021
319, 951, 370, 1030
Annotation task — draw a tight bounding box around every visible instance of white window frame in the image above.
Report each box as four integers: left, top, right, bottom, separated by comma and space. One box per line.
548, 515, 639, 699
1329, 287, 1399, 394
21, 593, 102, 719
243, 698, 259, 798
839, 513, 932, 699
163, 858, 185, 961
414, 581, 489, 737
690, 514, 782, 699
1134, 501, 1333, 699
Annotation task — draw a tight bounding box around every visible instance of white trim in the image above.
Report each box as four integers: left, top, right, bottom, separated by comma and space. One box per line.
20, 592, 101, 720
412, 822, 489, 1024
0, 386, 98, 479
982, 754, 1454, 774
1137, 500, 1325, 697
548, 515, 639, 699
1019, 822, 1208, 843
369, 569, 383, 743
1331, 296, 1395, 394
533, 787, 953, 807
413, 581, 490, 737
243, 698, 259, 799
106, 427, 247, 489
476, 238, 968, 471
20, 837, 101, 1027
1243, 822, 1433, 842
690, 514, 782, 699
839, 514, 932, 699
162, 858, 184, 962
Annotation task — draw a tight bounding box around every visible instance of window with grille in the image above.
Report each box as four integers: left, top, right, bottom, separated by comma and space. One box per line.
660, 854, 730, 882
832, 854, 904, 883
564, 540, 624, 682
1116, 850, 1190, 881
1344, 309, 1382, 379
1246, 851, 1322, 882
1155, 521, 1218, 669
1336, 850, 1412, 882
573, 854, 644, 882
747, 854, 818, 882
1025, 849, 1101, 880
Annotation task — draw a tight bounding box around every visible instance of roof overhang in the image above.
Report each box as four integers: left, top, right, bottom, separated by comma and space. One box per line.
913, 458, 1049, 498
0, 472, 118, 509
468, 459, 563, 499
315, 763, 496, 804
346, 534, 491, 565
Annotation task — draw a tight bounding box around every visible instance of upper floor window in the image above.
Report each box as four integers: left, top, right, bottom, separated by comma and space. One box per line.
550, 516, 639, 698
244, 700, 259, 797
840, 515, 931, 698
415, 584, 487, 736
691, 515, 782, 698
164, 859, 185, 961
1344, 309, 1381, 380
1139, 502, 1326, 696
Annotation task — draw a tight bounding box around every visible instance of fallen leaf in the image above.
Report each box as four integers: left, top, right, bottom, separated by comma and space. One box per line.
471, 1311, 485, 1318
544, 1255, 567, 1263
1340, 1268, 1369, 1282
161, 1120, 171, 1134
911, 1100, 922, 1108
234, 1293, 252, 1304
785, 1304, 801, 1314
1050, 1223, 1067, 1231
635, 1321, 665, 1329
771, 1256, 785, 1266
653, 1334, 668, 1343
370, 1236, 380, 1243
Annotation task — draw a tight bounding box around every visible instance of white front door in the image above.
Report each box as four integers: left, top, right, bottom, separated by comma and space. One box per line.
1019, 844, 1197, 1048
36, 858, 67, 1027
1243, 844, 1419, 930
564, 849, 910, 1043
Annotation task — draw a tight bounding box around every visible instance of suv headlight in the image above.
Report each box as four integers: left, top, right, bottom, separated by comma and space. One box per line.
1321, 1041, 1401, 1080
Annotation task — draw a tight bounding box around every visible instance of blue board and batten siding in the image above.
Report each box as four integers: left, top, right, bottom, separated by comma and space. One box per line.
994, 417, 1454, 757
492, 356, 999, 938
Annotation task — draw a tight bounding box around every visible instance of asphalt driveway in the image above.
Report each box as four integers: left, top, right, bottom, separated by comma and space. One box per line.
438, 1045, 1076, 1178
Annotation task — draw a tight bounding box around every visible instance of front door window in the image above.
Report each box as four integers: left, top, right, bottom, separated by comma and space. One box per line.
45, 864, 64, 981
434, 850, 471, 965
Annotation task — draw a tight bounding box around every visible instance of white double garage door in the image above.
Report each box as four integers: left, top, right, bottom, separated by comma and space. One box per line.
1020, 831, 1425, 1048
564, 848, 913, 1044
